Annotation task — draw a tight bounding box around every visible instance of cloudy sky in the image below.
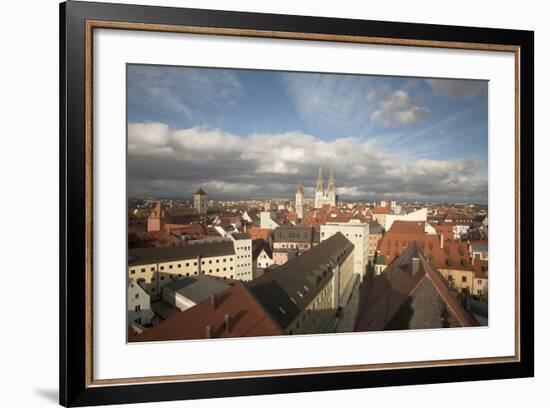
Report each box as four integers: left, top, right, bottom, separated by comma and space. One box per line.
127, 64, 488, 203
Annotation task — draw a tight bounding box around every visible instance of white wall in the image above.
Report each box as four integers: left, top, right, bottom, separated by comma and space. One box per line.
321, 222, 369, 279
0, 1, 547, 408
384, 208, 428, 231
232, 236, 253, 280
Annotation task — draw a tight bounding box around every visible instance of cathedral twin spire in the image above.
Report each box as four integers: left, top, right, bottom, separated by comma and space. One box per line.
314, 162, 336, 208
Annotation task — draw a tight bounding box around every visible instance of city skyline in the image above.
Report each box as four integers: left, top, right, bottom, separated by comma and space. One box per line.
127, 64, 488, 203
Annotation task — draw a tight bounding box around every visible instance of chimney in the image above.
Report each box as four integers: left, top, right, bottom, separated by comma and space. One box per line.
411, 257, 420, 277
439, 234, 444, 249
224, 314, 232, 333
205, 323, 214, 339
210, 294, 218, 310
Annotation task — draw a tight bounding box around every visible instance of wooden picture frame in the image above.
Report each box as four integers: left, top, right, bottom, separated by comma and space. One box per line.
60, 1, 534, 406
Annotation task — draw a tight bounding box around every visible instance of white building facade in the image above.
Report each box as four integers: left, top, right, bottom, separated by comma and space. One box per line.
127, 279, 154, 325
384, 208, 428, 231
231, 233, 253, 281
260, 211, 280, 230
257, 247, 274, 269
320, 220, 370, 281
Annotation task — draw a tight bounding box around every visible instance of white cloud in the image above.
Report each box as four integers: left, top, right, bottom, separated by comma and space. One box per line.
380, 90, 410, 111
370, 90, 432, 127
127, 122, 487, 203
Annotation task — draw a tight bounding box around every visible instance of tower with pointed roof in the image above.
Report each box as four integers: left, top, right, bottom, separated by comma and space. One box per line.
327, 162, 336, 205
314, 163, 337, 208
147, 201, 167, 232
194, 187, 208, 215
295, 182, 304, 220
314, 166, 325, 209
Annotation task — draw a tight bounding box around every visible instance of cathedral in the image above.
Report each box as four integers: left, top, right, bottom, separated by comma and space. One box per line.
294, 163, 337, 219
314, 163, 337, 208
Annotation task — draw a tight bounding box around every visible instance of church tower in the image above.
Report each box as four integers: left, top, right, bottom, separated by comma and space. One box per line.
327, 162, 337, 206
194, 187, 208, 215
295, 182, 304, 220
147, 201, 167, 232
314, 166, 325, 208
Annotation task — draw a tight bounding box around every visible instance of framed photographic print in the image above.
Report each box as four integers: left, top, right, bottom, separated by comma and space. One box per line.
60, 0, 534, 406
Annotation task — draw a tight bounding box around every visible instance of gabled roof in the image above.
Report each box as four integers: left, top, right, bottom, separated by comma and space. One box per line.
148, 201, 167, 219
252, 239, 271, 260
377, 230, 473, 272
356, 243, 477, 331
388, 221, 426, 234
130, 282, 283, 341
248, 232, 354, 329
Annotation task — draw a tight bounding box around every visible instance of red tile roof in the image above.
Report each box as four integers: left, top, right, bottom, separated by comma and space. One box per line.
378, 231, 473, 272
247, 226, 271, 241
130, 282, 283, 342
373, 206, 391, 214
388, 221, 426, 234
433, 223, 454, 241
128, 230, 184, 249
163, 223, 207, 239
357, 244, 477, 331
472, 259, 489, 279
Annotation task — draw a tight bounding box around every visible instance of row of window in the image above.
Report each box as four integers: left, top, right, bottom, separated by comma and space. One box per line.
447, 276, 485, 285
130, 258, 237, 274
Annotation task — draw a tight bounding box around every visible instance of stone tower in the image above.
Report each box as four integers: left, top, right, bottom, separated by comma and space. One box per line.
327, 162, 336, 205
314, 163, 337, 208
295, 182, 304, 220
314, 166, 325, 209
147, 201, 167, 232
194, 187, 207, 215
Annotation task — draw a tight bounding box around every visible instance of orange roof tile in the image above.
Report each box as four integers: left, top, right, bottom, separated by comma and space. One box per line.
131, 282, 283, 342
373, 206, 391, 214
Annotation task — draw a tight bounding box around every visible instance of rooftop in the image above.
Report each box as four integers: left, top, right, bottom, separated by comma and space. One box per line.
130, 282, 283, 341
163, 275, 231, 304
128, 240, 235, 266
373, 206, 391, 215
368, 220, 384, 234
232, 232, 251, 240
356, 243, 477, 331
272, 225, 314, 243
248, 232, 354, 329
388, 221, 426, 234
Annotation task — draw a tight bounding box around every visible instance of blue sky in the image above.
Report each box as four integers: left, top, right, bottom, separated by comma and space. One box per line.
127, 64, 488, 203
